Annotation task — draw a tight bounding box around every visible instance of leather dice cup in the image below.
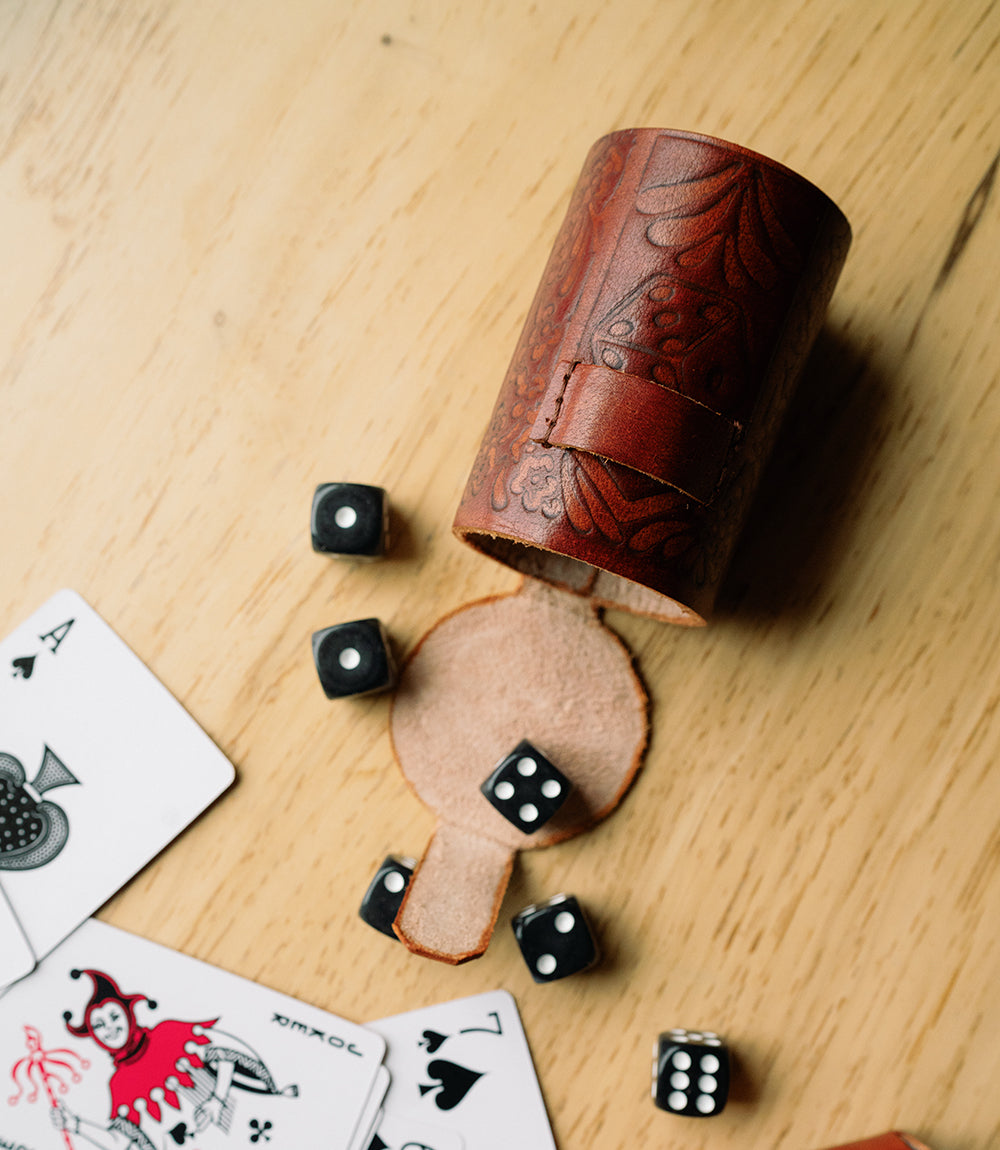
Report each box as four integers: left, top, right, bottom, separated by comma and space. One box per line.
454, 127, 852, 625
388, 129, 851, 964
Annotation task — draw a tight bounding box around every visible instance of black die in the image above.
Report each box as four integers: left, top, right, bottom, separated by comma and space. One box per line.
653, 1029, 729, 1116
311, 483, 388, 558
359, 855, 416, 938
480, 740, 570, 833
312, 619, 396, 698
511, 894, 598, 982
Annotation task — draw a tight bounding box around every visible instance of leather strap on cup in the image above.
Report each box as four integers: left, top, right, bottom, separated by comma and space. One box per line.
530, 360, 737, 504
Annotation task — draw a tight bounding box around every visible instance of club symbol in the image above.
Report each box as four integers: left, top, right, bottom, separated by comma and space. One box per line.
249, 1118, 272, 1143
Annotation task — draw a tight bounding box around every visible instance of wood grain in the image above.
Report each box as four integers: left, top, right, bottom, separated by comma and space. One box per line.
2, 2, 999, 1148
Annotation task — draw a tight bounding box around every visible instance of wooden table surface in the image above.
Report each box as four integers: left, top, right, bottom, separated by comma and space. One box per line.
3, 2, 999, 1148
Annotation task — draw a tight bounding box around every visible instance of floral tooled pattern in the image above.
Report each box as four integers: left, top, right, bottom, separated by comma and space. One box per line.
510, 443, 562, 518
590, 273, 748, 418
636, 144, 802, 295
584, 139, 808, 426
466, 133, 632, 510
560, 451, 699, 561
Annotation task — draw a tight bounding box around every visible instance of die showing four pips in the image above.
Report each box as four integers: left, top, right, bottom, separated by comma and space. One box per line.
480, 740, 571, 833
311, 484, 731, 1114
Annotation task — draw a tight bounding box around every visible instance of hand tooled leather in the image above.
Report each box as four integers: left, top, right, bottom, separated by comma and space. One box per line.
454, 128, 851, 622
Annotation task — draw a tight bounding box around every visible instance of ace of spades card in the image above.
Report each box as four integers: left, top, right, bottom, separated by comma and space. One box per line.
0, 590, 235, 991
0, 919, 389, 1150
367, 991, 556, 1150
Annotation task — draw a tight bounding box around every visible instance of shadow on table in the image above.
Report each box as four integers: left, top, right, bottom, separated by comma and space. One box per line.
713, 326, 891, 630
725, 1043, 762, 1108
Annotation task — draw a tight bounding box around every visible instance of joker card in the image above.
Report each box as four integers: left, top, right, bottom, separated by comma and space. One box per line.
1, 919, 388, 1150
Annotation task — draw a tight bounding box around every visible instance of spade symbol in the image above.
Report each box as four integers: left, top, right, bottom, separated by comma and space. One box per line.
168, 1123, 191, 1144
419, 1029, 448, 1054
11, 656, 35, 680
0, 746, 79, 870
418, 1059, 484, 1111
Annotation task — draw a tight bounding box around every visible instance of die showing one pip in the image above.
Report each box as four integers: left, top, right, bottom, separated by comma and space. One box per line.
480, 740, 570, 833
311, 482, 388, 558
653, 1029, 729, 1116
359, 855, 416, 938
511, 894, 598, 982
312, 618, 396, 699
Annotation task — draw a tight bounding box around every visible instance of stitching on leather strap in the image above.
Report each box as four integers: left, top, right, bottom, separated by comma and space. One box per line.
530, 361, 736, 504
533, 360, 577, 447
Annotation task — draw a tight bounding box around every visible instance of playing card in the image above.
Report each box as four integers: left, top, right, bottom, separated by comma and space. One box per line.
367, 991, 555, 1150
0, 589, 235, 992
365, 1110, 464, 1150
0, 918, 388, 1150
0, 884, 34, 987
347, 1066, 388, 1150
